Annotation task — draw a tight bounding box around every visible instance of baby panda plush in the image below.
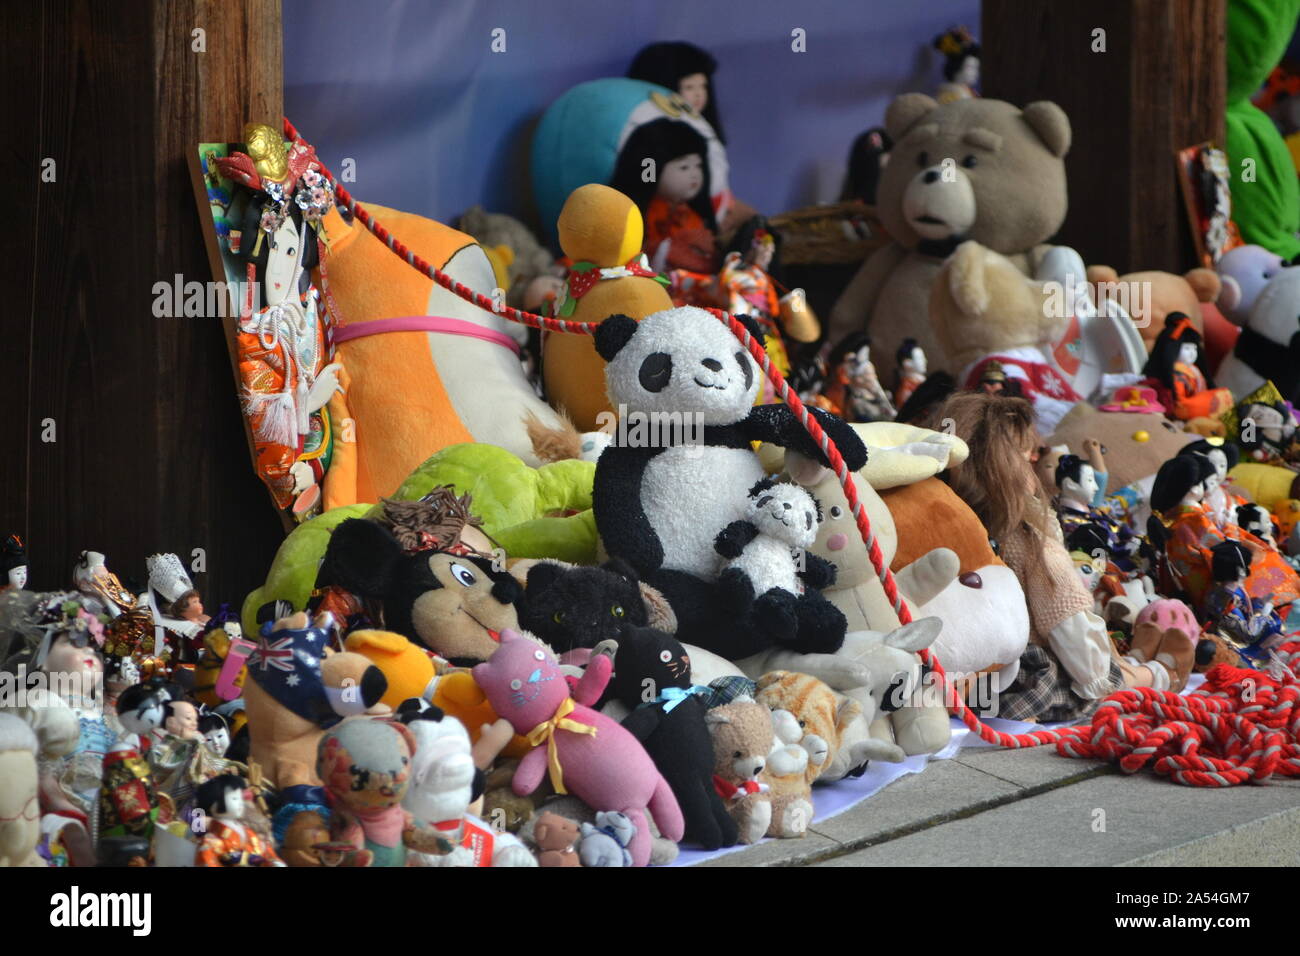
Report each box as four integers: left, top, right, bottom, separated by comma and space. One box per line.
317, 518, 521, 667
612, 626, 739, 850
518, 559, 649, 655
592, 305, 867, 659
714, 477, 844, 646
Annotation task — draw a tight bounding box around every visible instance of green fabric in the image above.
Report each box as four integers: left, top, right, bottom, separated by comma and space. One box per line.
1225, 0, 1300, 258
242, 443, 599, 632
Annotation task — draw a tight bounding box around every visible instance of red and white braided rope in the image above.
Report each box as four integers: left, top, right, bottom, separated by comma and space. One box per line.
280, 116, 1300, 777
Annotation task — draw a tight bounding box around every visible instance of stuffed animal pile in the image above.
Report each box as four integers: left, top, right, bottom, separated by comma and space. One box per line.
9, 55, 1300, 871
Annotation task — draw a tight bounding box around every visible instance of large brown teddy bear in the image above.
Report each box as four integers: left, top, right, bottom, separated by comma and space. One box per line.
541, 184, 674, 432
827, 95, 1072, 375
1085, 265, 1222, 355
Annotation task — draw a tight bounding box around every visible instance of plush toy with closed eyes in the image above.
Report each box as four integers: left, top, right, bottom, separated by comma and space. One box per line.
318, 518, 521, 667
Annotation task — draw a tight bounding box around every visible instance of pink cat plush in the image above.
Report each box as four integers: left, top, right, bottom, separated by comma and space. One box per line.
473, 630, 683, 865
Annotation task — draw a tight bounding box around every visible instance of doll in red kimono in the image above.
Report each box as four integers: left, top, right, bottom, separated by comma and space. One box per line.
194, 774, 284, 867
1141, 315, 1233, 424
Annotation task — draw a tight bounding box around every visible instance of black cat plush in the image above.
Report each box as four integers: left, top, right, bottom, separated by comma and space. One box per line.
519, 559, 649, 654
613, 626, 739, 850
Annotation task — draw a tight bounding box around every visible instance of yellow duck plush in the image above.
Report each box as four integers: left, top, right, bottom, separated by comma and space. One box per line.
542, 185, 675, 432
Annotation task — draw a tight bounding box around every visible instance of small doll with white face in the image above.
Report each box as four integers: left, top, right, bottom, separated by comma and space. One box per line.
1054, 455, 1140, 571
198, 712, 231, 757
1204, 541, 1284, 656
1, 535, 26, 593
611, 119, 719, 275
195, 773, 285, 867
1180, 439, 1243, 531
1141, 315, 1233, 422
825, 333, 896, 422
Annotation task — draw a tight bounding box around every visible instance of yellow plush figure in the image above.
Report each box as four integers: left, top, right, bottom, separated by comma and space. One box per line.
430, 671, 531, 760
1228, 463, 1300, 512
344, 629, 436, 712
542, 185, 675, 431
317, 204, 565, 507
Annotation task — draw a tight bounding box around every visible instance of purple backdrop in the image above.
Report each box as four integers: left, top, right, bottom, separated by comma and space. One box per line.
284, 0, 979, 242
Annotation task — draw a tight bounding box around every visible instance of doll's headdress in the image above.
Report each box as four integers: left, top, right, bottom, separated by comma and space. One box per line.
1, 535, 25, 574
147, 553, 195, 605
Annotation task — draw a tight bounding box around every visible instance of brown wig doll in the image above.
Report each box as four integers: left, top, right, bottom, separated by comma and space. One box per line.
938, 392, 1193, 720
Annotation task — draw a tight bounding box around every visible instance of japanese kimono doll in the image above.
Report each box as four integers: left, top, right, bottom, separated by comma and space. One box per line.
216, 125, 343, 523
1140, 315, 1232, 424
1152, 453, 1300, 610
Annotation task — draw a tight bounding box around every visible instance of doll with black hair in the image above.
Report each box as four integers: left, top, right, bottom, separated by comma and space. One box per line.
1236, 398, 1299, 464
1179, 438, 1244, 530
610, 118, 718, 275
628, 42, 726, 143
1154, 453, 1300, 609
195, 773, 285, 866
99, 681, 166, 840
893, 338, 928, 409
933, 26, 980, 103
822, 333, 896, 422
841, 127, 892, 206
1203, 541, 1286, 656
1054, 454, 1141, 574
216, 124, 343, 521
719, 216, 820, 401
1141, 314, 1233, 423
1, 534, 26, 594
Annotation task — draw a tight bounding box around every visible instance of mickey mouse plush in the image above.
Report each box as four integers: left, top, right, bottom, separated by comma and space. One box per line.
318, 518, 521, 666
592, 305, 867, 659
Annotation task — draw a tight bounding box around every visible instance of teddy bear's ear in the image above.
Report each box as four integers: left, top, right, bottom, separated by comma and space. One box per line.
885, 93, 940, 142
1021, 101, 1071, 158
317, 518, 403, 598
594, 314, 639, 361
1184, 268, 1222, 304
704, 709, 732, 727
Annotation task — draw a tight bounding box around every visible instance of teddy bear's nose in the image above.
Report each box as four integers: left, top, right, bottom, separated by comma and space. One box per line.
701, 358, 722, 371
923, 169, 940, 184
782, 502, 791, 509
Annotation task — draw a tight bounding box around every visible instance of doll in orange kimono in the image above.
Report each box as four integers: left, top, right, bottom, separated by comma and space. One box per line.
194, 774, 284, 867
1141, 315, 1233, 425
1152, 454, 1300, 611
611, 118, 719, 277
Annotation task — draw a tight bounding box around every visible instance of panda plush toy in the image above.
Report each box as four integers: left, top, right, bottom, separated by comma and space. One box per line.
592, 306, 867, 659
714, 477, 845, 650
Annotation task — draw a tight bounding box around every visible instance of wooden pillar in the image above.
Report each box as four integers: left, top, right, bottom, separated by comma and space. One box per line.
2, 0, 285, 608
982, 0, 1227, 274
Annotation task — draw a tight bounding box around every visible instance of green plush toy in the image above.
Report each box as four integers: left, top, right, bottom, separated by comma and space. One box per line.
1226, 0, 1300, 260
242, 444, 597, 632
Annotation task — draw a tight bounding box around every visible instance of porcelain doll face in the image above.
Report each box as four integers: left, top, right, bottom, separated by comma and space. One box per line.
1205, 449, 1228, 481
176, 593, 205, 622
43, 633, 104, 688
1061, 464, 1098, 505
905, 347, 927, 376
5, 566, 25, 590
164, 700, 200, 739
108, 657, 141, 694
749, 238, 775, 272
844, 345, 872, 378
1177, 342, 1199, 366
954, 55, 980, 88
121, 692, 167, 738
263, 215, 302, 306
1183, 480, 1206, 506
659, 153, 705, 203
1073, 555, 1102, 592
203, 726, 230, 757
216, 786, 246, 823
677, 72, 709, 114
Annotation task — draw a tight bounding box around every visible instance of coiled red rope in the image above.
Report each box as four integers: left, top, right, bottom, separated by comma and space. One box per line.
283, 117, 1300, 782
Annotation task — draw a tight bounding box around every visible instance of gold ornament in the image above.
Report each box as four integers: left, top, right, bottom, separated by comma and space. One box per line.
244, 122, 289, 183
